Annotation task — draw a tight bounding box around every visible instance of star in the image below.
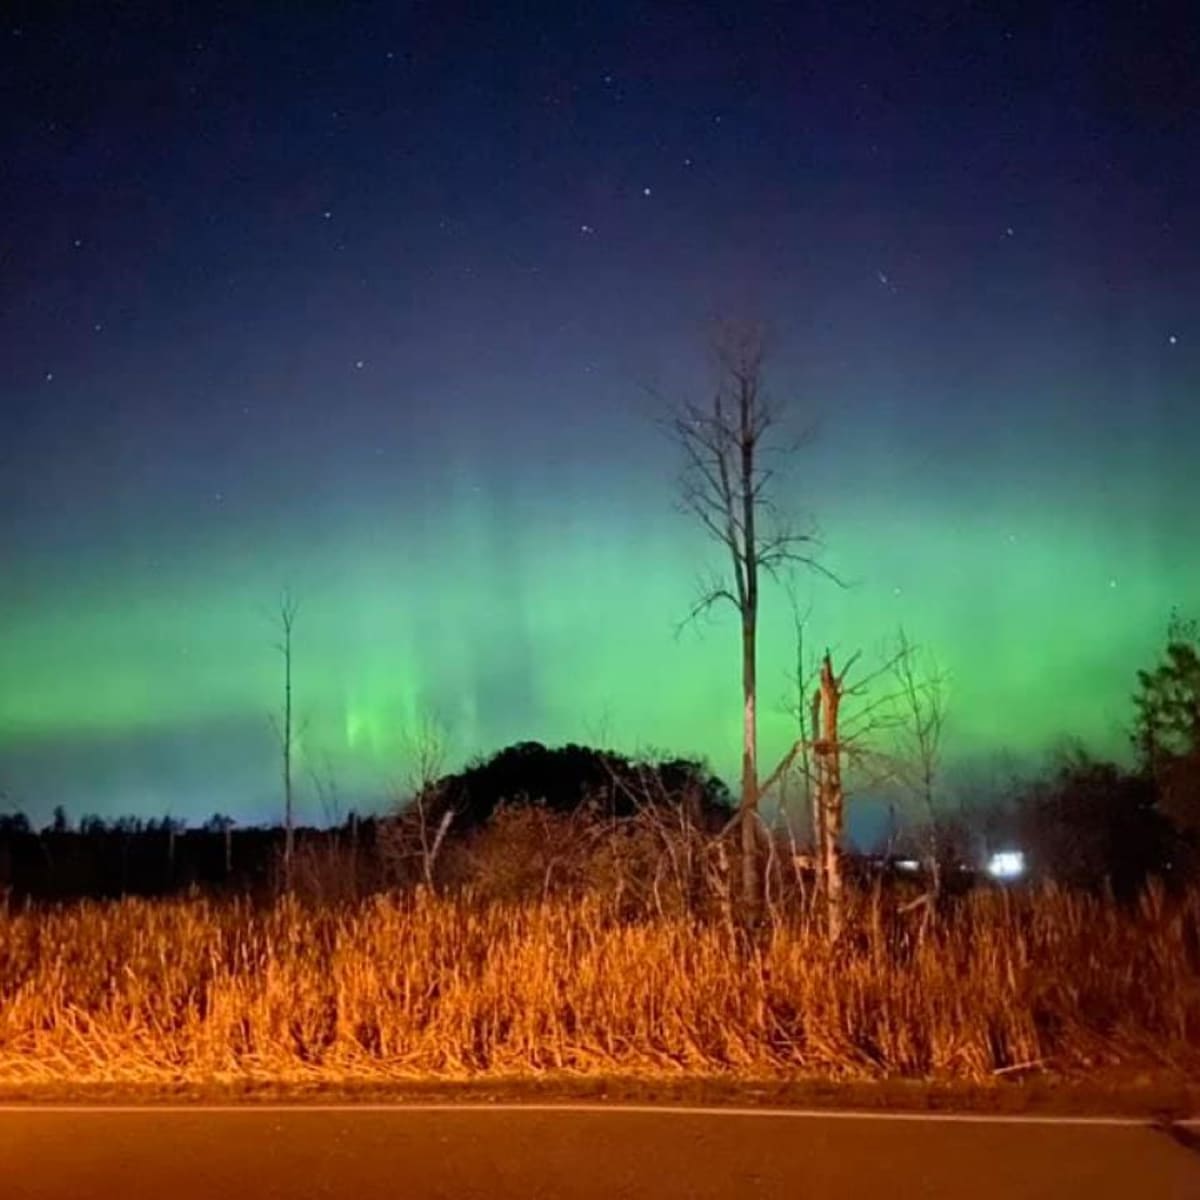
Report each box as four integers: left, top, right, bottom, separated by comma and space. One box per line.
579, 224, 594, 235
642, 186, 652, 196
1168, 334, 1178, 345
1004, 226, 1014, 237
322, 210, 333, 220
93, 322, 102, 332
44, 372, 53, 382
354, 359, 365, 369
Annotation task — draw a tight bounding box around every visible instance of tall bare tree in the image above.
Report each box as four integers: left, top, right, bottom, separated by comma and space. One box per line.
271, 590, 299, 889
671, 322, 831, 916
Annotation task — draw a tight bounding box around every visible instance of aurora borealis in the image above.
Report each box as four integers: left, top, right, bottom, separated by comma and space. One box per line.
1, 3, 1197, 828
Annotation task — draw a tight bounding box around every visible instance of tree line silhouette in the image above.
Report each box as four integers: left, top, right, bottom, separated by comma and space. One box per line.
0, 744, 734, 902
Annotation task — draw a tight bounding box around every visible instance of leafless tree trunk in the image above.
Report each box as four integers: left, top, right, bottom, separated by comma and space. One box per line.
671, 321, 831, 920
778, 588, 821, 863
272, 591, 299, 890
812, 653, 847, 935
809, 683, 825, 883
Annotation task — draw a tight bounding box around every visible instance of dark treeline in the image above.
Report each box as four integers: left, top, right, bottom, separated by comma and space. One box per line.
0, 813, 325, 901
0, 744, 1194, 906
0, 743, 734, 903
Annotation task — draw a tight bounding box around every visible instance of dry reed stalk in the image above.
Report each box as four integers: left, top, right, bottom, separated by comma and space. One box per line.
0, 886, 1195, 1084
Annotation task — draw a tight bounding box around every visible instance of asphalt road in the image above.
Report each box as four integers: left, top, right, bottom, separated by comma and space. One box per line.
1, 1104, 1198, 1199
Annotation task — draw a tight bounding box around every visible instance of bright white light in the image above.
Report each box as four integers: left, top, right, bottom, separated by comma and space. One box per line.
987, 850, 1025, 880
895, 858, 920, 872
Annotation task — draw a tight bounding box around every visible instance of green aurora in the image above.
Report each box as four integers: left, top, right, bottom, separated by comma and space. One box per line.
1, 413, 1194, 827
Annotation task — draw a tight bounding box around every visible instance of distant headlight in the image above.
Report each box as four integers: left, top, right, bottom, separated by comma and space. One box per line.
987, 850, 1025, 879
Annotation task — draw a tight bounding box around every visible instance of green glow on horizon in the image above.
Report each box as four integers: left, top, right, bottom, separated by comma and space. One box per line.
1, 442, 1194, 824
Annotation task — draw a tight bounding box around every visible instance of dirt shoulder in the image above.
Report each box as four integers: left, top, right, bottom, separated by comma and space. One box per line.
0, 1072, 1196, 1120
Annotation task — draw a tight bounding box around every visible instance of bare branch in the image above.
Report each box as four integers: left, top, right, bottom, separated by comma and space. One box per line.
674, 582, 741, 637
886, 627, 952, 888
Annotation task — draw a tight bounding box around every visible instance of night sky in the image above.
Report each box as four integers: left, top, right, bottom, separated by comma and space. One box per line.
1, 2, 1197, 829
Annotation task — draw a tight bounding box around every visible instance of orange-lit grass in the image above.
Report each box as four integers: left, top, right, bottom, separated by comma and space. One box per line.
0, 886, 1196, 1084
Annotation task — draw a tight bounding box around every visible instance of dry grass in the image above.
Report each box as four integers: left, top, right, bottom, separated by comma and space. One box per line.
0, 884, 1196, 1085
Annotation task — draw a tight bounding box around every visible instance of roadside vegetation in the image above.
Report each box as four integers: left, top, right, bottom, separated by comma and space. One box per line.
0, 846, 1196, 1085
0, 611, 1196, 1090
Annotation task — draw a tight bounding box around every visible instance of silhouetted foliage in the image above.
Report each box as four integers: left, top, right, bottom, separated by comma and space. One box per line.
0, 813, 383, 903
0, 743, 734, 904
1017, 751, 1177, 898
413, 741, 733, 834
1133, 610, 1200, 837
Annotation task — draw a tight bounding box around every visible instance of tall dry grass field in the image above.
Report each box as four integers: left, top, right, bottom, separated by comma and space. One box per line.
0, 886, 1196, 1084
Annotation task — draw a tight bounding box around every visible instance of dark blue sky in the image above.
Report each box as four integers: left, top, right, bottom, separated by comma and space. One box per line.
1, 1, 1197, 824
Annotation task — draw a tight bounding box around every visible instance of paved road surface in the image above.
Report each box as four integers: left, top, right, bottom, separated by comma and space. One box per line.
1, 1103, 1198, 1199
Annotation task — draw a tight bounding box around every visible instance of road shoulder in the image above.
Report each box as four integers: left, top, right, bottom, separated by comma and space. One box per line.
0, 1071, 1196, 1121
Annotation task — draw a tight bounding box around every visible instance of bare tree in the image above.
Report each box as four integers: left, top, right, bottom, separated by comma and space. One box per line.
890, 629, 950, 893
766, 635, 909, 934
379, 718, 455, 890
777, 585, 821, 856
270, 590, 299, 889
671, 321, 834, 919
407, 719, 454, 889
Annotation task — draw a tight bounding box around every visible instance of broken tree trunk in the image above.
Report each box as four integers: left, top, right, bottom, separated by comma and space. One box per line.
814, 652, 845, 938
